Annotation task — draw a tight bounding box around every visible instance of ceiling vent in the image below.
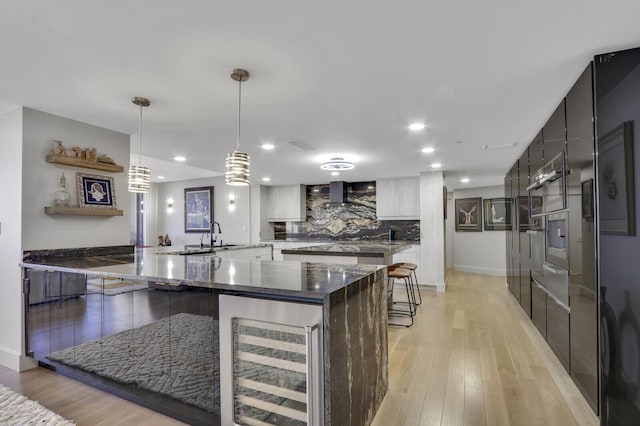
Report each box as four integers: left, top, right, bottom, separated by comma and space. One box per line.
287, 140, 315, 151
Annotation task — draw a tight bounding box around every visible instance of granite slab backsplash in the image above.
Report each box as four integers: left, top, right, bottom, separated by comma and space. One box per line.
274, 182, 419, 241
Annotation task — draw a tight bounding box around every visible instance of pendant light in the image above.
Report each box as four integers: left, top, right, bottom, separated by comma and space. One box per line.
128, 97, 151, 193
225, 68, 250, 186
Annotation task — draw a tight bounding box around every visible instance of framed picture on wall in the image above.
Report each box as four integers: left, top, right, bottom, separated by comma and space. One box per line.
443, 186, 448, 220
598, 121, 635, 235
184, 186, 213, 233
76, 172, 116, 209
455, 197, 482, 232
483, 198, 512, 231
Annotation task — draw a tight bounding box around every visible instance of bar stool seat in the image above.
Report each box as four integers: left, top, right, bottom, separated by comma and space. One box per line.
391, 262, 422, 305
386, 266, 415, 327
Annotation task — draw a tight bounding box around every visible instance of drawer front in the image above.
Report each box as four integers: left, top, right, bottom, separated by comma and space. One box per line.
531, 281, 547, 338
546, 295, 570, 372
543, 263, 569, 306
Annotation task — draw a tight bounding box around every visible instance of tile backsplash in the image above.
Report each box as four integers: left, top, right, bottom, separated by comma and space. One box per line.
274, 182, 419, 241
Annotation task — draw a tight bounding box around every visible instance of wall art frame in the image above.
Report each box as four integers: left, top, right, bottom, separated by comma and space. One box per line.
582, 178, 594, 218
76, 172, 116, 209
483, 198, 512, 231
184, 186, 213, 233
455, 197, 482, 232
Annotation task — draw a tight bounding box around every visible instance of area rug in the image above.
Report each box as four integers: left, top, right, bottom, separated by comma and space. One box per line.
47, 313, 219, 414
0, 384, 75, 425
85, 277, 149, 296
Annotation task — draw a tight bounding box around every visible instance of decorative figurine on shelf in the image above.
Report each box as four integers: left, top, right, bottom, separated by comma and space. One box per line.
54, 172, 70, 207
164, 234, 172, 246
157, 235, 165, 246
50, 140, 64, 155
86, 147, 97, 161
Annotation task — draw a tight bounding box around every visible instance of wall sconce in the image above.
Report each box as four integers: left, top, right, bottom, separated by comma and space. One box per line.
228, 192, 236, 212
167, 198, 174, 215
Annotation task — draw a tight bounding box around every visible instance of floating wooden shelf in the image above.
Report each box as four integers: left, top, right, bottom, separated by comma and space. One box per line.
44, 206, 124, 216
46, 154, 124, 173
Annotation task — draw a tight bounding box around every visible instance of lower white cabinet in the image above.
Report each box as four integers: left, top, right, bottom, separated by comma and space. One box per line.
392, 244, 421, 284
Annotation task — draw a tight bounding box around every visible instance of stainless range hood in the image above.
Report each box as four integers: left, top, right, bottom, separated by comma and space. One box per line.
329, 181, 348, 204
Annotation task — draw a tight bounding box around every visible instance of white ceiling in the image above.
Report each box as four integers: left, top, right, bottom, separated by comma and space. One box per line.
2, 1, 640, 189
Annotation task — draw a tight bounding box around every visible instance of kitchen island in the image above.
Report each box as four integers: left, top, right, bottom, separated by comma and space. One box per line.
281, 242, 411, 265
21, 248, 388, 426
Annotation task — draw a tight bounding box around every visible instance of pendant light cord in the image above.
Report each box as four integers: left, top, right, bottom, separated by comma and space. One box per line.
138, 103, 143, 165
236, 78, 242, 151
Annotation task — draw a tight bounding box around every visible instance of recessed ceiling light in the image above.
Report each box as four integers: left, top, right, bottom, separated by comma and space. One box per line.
460, 177, 470, 183
331, 171, 340, 176
262, 177, 271, 182
321, 157, 354, 171
174, 156, 186, 162
421, 147, 435, 154
157, 176, 166, 180
261, 143, 275, 150
409, 123, 426, 131
431, 162, 442, 168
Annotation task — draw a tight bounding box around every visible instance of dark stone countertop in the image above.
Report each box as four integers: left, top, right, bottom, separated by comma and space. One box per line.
280, 242, 412, 257
20, 248, 384, 301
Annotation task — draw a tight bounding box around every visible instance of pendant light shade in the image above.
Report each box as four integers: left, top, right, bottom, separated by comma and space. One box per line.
128, 96, 151, 193
225, 69, 250, 186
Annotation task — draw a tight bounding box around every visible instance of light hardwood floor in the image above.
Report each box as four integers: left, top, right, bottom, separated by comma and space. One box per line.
0, 270, 598, 425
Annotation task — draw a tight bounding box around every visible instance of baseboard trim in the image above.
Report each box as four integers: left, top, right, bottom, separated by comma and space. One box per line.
0, 346, 37, 372
453, 265, 506, 276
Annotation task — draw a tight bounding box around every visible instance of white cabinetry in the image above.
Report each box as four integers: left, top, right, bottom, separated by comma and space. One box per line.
376, 177, 420, 220
266, 184, 306, 222
392, 244, 422, 284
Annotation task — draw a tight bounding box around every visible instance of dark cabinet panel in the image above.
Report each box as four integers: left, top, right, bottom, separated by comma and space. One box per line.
529, 130, 544, 175
532, 281, 547, 338
543, 100, 567, 162
566, 63, 598, 413
547, 296, 571, 372
510, 163, 521, 302
596, 47, 640, 425
505, 171, 513, 291
518, 148, 531, 316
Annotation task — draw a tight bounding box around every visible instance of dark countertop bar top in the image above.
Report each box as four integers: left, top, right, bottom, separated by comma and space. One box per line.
20, 248, 385, 301
281, 242, 411, 257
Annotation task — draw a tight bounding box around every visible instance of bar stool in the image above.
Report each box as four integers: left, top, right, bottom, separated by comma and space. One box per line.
387, 266, 415, 327
393, 262, 421, 305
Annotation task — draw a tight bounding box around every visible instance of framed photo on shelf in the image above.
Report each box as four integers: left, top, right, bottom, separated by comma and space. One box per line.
582, 179, 594, 218
598, 121, 635, 235
76, 172, 116, 209
455, 197, 482, 232
184, 186, 213, 233
483, 198, 512, 231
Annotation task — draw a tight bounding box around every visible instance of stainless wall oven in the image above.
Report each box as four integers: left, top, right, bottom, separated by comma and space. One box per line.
546, 212, 569, 270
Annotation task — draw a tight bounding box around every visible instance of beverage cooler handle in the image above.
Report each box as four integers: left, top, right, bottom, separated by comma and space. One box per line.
305, 323, 319, 425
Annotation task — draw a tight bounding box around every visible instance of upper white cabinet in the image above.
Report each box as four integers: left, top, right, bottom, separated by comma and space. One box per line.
376, 177, 420, 220
266, 184, 306, 222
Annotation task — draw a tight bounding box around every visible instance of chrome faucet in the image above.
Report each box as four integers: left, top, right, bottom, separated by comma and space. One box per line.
211, 221, 222, 246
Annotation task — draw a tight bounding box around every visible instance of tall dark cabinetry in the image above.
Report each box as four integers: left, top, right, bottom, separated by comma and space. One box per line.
518, 149, 531, 316
596, 47, 640, 425
566, 63, 598, 413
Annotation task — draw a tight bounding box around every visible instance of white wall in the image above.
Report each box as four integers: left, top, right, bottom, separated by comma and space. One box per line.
21, 108, 130, 250
154, 176, 251, 246
0, 107, 34, 371
448, 185, 507, 276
